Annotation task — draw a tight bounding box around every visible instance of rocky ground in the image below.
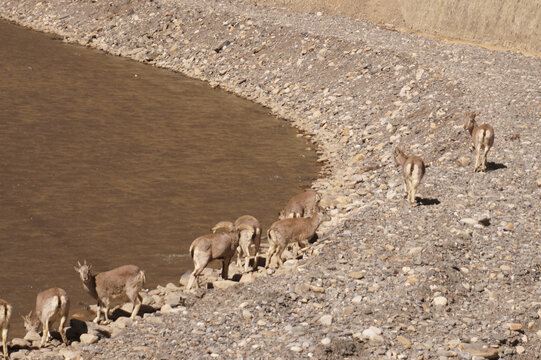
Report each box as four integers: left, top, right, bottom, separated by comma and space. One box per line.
1, 0, 540, 359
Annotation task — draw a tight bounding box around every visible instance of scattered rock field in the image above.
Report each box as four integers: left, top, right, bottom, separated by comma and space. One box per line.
0, 0, 540, 358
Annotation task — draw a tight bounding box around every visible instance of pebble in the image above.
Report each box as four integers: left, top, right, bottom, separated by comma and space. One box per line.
462, 343, 499, 359
348, 271, 365, 279
79, 334, 99, 345
433, 296, 448, 306
319, 314, 333, 326
290, 345, 302, 352
362, 326, 384, 343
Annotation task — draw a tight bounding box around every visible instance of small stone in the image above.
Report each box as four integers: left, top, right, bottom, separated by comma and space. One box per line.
9, 351, 29, 360
321, 337, 331, 346
290, 345, 302, 352
460, 218, 478, 226
160, 304, 173, 313
80, 333, 99, 345
319, 314, 333, 326
114, 316, 132, 328
508, 323, 522, 331
503, 223, 515, 231
516, 346, 525, 354
165, 293, 183, 306
362, 326, 384, 343
179, 270, 191, 286
10, 338, 30, 347
212, 280, 238, 290
23, 331, 41, 342
59, 349, 81, 360
348, 271, 365, 279
342, 306, 354, 315
257, 319, 266, 326
240, 272, 256, 283
463, 343, 499, 359
351, 295, 363, 304
242, 310, 252, 320
397, 335, 411, 348
537, 178, 541, 187
433, 296, 448, 306
458, 157, 471, 166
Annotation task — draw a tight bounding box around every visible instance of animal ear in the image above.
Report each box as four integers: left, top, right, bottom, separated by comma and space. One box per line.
74, 265, 79, 272
22, 311, 32, 320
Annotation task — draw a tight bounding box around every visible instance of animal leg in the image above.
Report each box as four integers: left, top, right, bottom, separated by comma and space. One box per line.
222, 258, 231, 280
130, 295, 142, 320
265, 243, 276, 268
252, 237, 261, 271
275, 245, 285, 267
1, 327, 7, 359
187, 268, 202, 290
186, 273, 196, 290
59, 315, 68, 344
481, 146, 490, 171
404, 178, 411, 203
409, 181, 417, 205
104, 305, 111, 324
252, 252, 259, 271
241, 243, 251, 273
474, 145, 481, 172
187, 257, 208, 290
236, 247, 243, 268
93, 304, 101, 324
40, 320, 49, 347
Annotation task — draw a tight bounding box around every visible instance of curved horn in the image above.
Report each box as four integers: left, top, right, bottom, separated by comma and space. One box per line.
211, 221, 235, 233
236, 223, 255, 234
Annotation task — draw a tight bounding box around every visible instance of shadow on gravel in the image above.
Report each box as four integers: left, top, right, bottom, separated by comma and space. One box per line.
486, 162, 506, 171
313, 337, 366, 359
416, 197, 441, 206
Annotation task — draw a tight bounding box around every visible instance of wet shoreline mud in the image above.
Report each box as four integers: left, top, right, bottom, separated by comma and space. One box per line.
1, 0, 540, 358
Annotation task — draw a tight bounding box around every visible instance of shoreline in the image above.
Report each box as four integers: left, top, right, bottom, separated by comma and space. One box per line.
1, 0, 540, 358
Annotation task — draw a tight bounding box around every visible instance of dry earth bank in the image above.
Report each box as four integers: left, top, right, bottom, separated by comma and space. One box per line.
1, 0, 540, 359
242, 0, 541, 55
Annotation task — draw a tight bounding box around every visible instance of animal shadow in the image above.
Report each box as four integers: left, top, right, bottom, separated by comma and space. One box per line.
416, 197, 440, 206
308, 233, 319, 244
110, 304, 156, 321
486, 162, 506, 171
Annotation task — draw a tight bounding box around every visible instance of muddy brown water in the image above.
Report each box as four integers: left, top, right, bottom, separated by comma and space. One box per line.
0, 20, 319, 337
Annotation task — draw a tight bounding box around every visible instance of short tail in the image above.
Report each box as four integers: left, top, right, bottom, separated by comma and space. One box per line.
58, 295, 70, 315
189, 243, 195, 259
267, 229, 275, 245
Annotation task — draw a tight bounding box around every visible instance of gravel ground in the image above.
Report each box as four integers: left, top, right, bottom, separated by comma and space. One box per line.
1, 0, 540, 359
